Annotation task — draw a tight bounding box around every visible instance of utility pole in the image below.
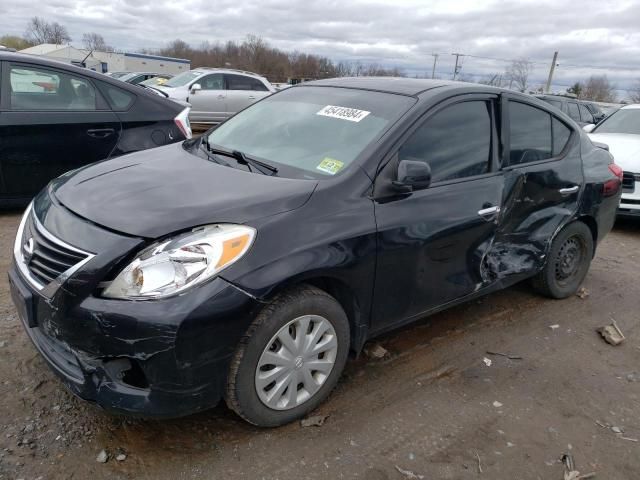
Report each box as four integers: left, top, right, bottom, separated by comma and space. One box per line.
545, 51, 559, 93
431, 53, 439, 79
452, 53, 464, 80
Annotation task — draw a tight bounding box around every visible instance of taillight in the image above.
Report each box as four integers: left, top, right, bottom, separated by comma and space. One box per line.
603, 162, 623, 197
174, 107, 192, 140
608, 163, 623, 180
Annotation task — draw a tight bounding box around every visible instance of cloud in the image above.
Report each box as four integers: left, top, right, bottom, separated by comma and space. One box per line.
2, 0, 639, 93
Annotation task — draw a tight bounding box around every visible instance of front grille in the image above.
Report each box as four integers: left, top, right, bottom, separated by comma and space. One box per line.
16, 207, 93, 291
622, 171, 636, 192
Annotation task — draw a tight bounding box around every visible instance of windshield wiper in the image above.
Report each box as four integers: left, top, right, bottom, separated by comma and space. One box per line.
203, 138, 278, 175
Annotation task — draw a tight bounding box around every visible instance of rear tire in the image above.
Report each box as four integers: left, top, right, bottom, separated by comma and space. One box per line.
225, 285, 350, 427
532, 221, 594, 299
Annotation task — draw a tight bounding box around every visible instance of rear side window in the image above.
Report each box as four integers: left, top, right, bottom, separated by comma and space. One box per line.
544, 99, 563, 110
567, 102, 580, 122
9, 65, 97, 111
100, 82, 135, 110
552, 118, 571, 155
226, 74, 263, 91
509, 101, 551, 165
249, 78, 268, 91
399, 101, 491, 183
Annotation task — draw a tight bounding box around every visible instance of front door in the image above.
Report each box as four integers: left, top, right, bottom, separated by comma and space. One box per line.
187, 73, 226, 124
0, 62, 121, 200
372, 96, 503, 332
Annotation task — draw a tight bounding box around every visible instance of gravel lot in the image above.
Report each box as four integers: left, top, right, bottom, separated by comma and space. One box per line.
1, 210, 639, 480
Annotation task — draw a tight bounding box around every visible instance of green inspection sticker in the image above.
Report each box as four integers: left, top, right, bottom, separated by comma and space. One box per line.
316, 157, 345, 175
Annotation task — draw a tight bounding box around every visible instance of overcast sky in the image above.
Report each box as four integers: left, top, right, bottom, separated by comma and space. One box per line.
2, 0, 639, 96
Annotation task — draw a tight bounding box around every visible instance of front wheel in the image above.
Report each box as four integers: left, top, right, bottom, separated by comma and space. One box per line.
225, 285, 350, 427
532, 221, 594, 299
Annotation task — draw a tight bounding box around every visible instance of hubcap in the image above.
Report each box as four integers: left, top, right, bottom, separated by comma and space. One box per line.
255, 315, 338, 410
554, 235, 584, 284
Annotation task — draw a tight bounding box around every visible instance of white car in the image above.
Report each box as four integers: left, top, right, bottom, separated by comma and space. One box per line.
585, 104, 640, 217
155, 68, 275, 125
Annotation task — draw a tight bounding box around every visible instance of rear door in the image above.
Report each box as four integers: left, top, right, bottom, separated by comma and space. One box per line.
187, 73, 226, 124
372, 95, 503, 331
491, 96, 582, 280
224, 74, 271, 117
0, 62, 121, 200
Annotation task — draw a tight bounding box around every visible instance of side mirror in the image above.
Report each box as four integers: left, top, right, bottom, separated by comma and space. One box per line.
582, 124, 596, 133
190, 83, 202, 94
393, 159, 431, 192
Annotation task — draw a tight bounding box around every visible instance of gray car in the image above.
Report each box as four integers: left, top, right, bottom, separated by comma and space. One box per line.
155, 68, 275, 125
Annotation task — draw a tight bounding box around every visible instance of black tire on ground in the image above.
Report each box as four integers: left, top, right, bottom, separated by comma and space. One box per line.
225, 284, 350, 427
532, 221, 594, 299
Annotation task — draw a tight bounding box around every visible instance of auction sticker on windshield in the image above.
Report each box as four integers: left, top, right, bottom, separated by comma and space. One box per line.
316, 157, 345, 175
317, 105, 371, 122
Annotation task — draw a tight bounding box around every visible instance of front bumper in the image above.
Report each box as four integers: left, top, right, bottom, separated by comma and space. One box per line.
9, 259, 260, 418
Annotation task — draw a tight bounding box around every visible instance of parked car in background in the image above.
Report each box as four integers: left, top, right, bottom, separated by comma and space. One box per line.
536, 94, 597, 126
139, 76, 173, 87
9, 78, 621, 426
0, 52, 191, 206
116, 72, 173, 86
155, 68, 275, 125
585, 104, 640, 217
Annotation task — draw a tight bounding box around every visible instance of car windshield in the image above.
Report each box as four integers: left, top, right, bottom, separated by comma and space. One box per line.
204, 86, 415, 179
163, 71, 201, 88
593, 108, 640, 134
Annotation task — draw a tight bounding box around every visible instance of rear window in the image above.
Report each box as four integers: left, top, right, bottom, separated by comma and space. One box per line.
593, 108, 640, 134
100, 82, 135, 110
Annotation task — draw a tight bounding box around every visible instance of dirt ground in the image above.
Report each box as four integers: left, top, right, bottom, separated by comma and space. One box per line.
0, 210, 639, 480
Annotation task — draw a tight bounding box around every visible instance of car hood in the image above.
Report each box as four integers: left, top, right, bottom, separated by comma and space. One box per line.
588, 133, 640, 172
51, 143, 317, 238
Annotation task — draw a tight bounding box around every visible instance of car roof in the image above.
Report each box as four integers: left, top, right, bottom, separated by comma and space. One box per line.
620, 104, 640, 110
191, 67, 267, 80
301, 77, 460, 96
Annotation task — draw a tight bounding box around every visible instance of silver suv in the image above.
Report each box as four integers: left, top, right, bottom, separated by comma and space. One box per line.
155, 68, 275, 125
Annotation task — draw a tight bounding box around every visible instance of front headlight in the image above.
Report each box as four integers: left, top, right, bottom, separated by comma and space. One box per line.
103, 224, 255, 299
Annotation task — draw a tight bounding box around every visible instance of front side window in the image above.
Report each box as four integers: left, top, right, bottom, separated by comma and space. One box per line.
9, 65, 96, 111
398, 101, 492, 183
205, 86, 415, 179
567, 102, 581, 122
578, 104, 593, 123
199, 74, 224, 90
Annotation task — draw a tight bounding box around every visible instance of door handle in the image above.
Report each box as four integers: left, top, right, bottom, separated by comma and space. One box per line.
478, 205, 500, 218
87, 128, 115, 138
559, 186, 579, 195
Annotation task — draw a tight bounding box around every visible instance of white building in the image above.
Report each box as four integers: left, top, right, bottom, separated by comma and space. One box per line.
18, 44, 190, 74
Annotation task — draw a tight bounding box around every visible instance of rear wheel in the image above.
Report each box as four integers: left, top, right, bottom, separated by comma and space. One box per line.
532, 221, 594, 299
225, 285, 349, 427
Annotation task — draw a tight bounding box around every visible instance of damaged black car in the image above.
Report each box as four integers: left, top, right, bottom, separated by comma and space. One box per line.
9, 78, 622, 426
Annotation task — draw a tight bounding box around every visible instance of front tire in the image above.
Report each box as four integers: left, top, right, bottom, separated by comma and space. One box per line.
225, 285, 350, 427
532, 221, 594, 299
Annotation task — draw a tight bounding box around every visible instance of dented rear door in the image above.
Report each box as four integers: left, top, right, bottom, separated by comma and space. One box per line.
488, 96, 583, 280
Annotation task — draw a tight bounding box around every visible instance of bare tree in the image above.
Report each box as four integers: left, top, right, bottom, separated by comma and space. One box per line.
582, 75, 616, 102
566, 82, 584, 98
26, 17, 71, 44
505, 58, 533, 92
480, 73, 504, 87
82, 32, 111, 52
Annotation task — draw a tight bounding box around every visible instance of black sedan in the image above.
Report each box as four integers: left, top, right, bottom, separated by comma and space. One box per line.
9, 78, 621, 426
0, 52, 191, 206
